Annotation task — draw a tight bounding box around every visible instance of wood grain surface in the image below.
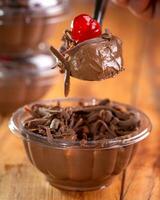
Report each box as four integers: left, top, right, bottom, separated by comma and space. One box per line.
0, 1, 160, 200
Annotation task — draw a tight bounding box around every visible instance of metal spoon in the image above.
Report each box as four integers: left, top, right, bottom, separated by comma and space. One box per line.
93, 0, 109, 25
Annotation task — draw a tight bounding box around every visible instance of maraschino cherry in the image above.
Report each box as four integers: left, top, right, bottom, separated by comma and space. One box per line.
71, 14, 102, 43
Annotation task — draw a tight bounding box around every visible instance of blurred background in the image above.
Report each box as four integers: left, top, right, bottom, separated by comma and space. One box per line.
0, 0, 159, 116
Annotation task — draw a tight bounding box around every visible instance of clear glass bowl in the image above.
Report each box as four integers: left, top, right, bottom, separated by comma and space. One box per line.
0, 0, 69, 56
9, 98, 152, 191
0, 53, 58, 115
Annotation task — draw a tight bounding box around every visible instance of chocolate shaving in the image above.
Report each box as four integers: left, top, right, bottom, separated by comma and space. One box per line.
50, 46, 71, 97
45, 127, 54, 143
24, 99, 140, 144
60, 30, 76, 53
50, 46, 69, 71
64, 68, 70, 97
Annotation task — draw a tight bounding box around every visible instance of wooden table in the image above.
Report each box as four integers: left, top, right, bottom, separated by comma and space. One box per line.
0, 1, 160, 200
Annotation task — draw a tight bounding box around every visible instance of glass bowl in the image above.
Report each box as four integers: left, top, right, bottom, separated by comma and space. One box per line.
0, 53, 58, 115
0, 0, 69, 56
9, 98, 152, 191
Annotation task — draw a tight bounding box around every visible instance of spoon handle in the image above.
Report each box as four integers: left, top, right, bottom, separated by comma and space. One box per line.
93, 0, 109, 25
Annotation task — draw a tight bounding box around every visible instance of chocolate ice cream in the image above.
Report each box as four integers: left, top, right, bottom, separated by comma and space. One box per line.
50, 18, 124, 96
24, 99, 140, 143
24, 99, 140, 188
62, 31, 124, 81
9, 98, 151, 191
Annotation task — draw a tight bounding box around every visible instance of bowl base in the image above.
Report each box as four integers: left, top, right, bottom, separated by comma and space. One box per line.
46, 176, 113, 191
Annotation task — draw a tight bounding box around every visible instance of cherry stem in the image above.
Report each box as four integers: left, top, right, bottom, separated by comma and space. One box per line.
93, 0, 109, 25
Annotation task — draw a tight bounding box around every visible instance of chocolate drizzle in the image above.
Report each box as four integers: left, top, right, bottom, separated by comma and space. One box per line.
24, 99, 140, 144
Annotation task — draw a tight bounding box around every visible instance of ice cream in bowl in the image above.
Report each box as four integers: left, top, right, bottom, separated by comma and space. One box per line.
9, 98, 151, 191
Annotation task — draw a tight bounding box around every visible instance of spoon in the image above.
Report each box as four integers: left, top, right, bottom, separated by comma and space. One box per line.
93, 0, 109, 25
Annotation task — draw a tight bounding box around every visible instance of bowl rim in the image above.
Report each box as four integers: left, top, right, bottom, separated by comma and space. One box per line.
0, 0, 70, 21
0, 55, 58, 79
9, 98, 152, 149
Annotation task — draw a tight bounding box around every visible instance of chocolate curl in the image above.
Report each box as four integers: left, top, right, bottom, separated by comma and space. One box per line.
24, 99, 141, 142
50, 46, 71, 97
64, 68, 70, 97
50, 46, 68, 69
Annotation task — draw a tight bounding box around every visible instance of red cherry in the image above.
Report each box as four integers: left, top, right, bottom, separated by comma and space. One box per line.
71, 14, 102, 43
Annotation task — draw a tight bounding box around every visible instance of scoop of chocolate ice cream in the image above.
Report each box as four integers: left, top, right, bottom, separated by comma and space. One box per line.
65, 33, 124, 81
57, 31, 124, 81
50, 30, 124, 96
